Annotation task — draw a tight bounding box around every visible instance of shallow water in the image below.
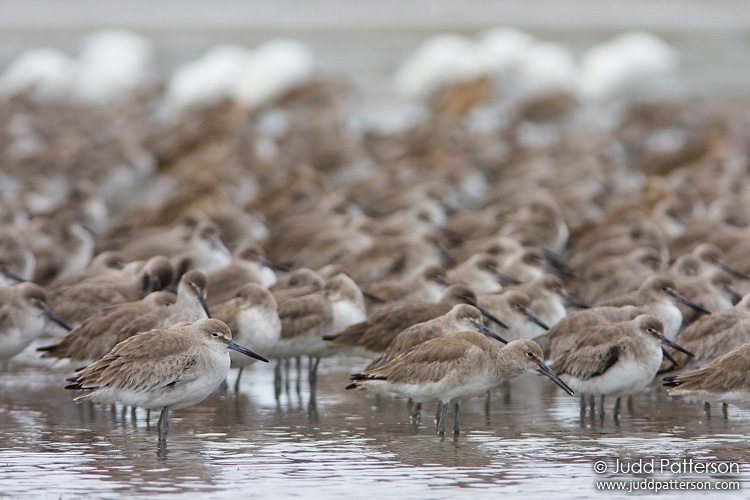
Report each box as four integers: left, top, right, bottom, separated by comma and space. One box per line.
1, 356, 748, 498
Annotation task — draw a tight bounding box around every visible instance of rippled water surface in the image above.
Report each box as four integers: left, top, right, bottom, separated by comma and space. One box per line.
1, 357, 748, 498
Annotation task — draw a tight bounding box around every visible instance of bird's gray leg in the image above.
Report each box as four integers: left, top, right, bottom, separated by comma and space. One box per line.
453, 401, 461, 434
234, 367, 244, 392
157, 407, 169, 440
437, 402, 448, 436
613, 397, 621, 416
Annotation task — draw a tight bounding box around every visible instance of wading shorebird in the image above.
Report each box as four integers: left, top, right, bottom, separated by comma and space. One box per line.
347, 333, 573, 436
659, 293, 750, 371
0, 283, 70, 364
42, 271, 210, 364
550, 314, 693, 417
212, 283, 281, 390
366, 304, 508, 370
477, 289, 550, 340
37, 291, 176, 364
596, 274, 711, 339
325, 284, 507, 358
664, 343, 750, 410
207, 243, 283, 306
65, 319, 268, 440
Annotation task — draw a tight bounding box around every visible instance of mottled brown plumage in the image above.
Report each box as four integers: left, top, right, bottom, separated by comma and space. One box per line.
538, 305, 646, 359
270, 267, 325, 306
47, 255, 172, 326
114, 270, 210, 341
325, 284, 481, 356
367, 304, 499, 369
348, 333, 572, 434
206, 243, 277, 306
665, 344, 750, 408
664, 294, 750, 369
38, 291, 176, 363
65, 318, 268, 438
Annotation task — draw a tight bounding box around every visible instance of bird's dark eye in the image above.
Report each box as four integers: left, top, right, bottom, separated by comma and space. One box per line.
527, 351, 534, 357
647, 328, 655, 334
212, 332, 220, 337
514, 304, 523, 310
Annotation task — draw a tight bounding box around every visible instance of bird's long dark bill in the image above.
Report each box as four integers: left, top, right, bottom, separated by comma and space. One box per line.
198, 293, 212, 318
661, 347, 679, 366
673, 294, 712, 315
42, 307, 73, 331
4, 270, 28, 282
720, 262, 750, 280
728, 287, 743, 304
527, 312, 550, 330
538, 362, 574, 395
211, 237, 231, 256
475, 304, 509, 329
361, 289, 386, 303
228, 340, 269, 363
496, 273, 521, 286
261, 258, 291, 273
478, 324, 509, 344
542, 248, 575, 277
564, 293, 590, 309
661, 337, 695, 357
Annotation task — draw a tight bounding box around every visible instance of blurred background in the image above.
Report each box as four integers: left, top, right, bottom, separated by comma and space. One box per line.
2, 0, 750, 99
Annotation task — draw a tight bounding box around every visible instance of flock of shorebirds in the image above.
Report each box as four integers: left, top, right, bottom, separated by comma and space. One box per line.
2, 28, 750, 441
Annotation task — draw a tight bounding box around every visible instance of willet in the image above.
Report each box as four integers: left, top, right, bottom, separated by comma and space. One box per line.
365, 264, 449, 306
119, 220, 231, 274
551, 314, 692, 417
65, 318, 268, 440
681, 243, 748, 279
497, 247, 547, 283
499, 197, 569, 253
37, 291, 176, 364
573, 247, 666, 304
48, 251, 127, 289
596, 274, 711, 339
46, 255, 173, 327
270, 267, 325, 306
661, 293, 750, 370
207, 243, 280, 306
22, 220, 94, 286
329, 227, 448, 287
0, 227, 36, 285
671, 267, 735, 324
277, 272, 366, 384
114, 269, 211, 339
538, 305, 645, 361
568, 220, 668, 273
347, 333, 573, 435
505, 274, 588, 327
367, 304, 508, 370
42, 270, 210, 363
477, 289, 550, 340
664, 343, 750, 410
446, 253, 503, 294
325, 284, 507, 357
212, 283, 281, 390
0, 283, 70, 363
